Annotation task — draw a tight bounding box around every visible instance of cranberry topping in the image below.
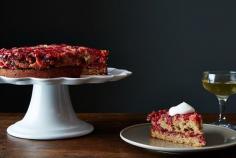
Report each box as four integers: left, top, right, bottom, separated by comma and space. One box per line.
147, 110, 204, 134
0, 44, 109, 70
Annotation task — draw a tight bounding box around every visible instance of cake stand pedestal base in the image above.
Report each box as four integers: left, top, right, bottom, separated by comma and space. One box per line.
3, 68, 131, 140
7, 84, 94, 140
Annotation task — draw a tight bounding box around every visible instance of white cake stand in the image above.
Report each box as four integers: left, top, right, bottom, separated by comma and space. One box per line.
0, 68, 131, 140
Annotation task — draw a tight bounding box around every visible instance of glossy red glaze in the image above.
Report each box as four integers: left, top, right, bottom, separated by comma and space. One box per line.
147, 109, 202, 125
0, 44, 109, 70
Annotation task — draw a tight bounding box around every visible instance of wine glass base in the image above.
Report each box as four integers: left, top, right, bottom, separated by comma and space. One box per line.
211, 122, 236, 130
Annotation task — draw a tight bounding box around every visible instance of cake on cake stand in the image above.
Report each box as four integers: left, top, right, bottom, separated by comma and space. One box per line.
0, 68, 131, 140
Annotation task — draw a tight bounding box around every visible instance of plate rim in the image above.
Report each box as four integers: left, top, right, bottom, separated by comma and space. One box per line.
120, 123, 236, 153
0, 67, 132, 85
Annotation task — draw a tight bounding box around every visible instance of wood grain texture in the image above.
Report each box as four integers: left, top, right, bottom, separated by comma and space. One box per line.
0, 113, 236, 158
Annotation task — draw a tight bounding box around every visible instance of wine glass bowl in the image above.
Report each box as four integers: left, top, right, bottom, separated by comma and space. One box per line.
202, 71, 236, 130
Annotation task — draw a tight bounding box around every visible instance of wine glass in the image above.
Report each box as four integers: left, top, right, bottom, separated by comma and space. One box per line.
202, 71, 236, 130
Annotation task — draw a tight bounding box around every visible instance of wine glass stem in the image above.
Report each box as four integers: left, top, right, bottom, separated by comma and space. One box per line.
217, 96, 228, 123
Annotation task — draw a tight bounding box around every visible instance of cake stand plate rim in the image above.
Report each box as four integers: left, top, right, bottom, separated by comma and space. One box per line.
0, 67, 132, 85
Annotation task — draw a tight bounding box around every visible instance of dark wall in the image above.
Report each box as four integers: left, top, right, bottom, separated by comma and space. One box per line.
1, 0, 236, 113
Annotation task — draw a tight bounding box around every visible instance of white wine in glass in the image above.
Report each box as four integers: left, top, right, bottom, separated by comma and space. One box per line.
202, 71, 236, 130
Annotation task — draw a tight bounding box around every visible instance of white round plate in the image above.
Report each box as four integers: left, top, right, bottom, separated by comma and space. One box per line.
0, 67, 132, 85
120, 123, 236, 153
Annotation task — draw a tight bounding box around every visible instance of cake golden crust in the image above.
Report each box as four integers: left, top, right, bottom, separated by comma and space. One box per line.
0, 67, 83, 78
151, 129, 206, 147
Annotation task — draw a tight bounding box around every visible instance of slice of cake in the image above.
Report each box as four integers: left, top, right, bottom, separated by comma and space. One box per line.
147, 102, 206, 147
0, 44, 109, 78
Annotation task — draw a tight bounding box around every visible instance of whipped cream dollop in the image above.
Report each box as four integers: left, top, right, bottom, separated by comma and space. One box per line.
168, 102, 195, 116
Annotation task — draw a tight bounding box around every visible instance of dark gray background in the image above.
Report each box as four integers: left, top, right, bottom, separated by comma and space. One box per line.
0, 0, 236, 113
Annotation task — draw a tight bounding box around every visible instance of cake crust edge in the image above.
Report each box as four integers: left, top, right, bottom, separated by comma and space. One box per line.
151, 129, 206, 147
0, 67, 83, 78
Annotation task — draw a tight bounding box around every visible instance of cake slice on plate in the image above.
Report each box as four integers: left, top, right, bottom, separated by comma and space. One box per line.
147, 102, 206, 147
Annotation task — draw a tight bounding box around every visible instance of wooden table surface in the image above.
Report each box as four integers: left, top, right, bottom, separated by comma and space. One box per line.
0, 113, 236, 158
